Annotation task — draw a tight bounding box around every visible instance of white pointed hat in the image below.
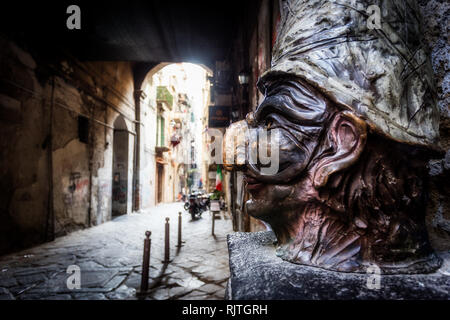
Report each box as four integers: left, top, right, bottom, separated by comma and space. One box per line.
260, 0, 440, 150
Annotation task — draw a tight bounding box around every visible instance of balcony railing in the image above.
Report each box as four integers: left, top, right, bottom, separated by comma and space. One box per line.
156, 86, 173, 110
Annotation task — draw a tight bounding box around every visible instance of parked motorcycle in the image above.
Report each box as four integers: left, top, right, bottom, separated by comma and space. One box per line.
184, 191, 222, 219
199, 194, 211, 212
184, 192, 205, 220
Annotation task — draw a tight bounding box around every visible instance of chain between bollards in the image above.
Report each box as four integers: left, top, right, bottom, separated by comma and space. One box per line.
177, 212, 182, 248
163, 217, 170, 263
140, 231, 151, 293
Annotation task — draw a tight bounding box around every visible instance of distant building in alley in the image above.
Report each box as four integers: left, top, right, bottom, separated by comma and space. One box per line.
140, 63, 209, 206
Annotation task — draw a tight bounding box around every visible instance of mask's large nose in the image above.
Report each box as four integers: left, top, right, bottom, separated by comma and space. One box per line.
223, 113, 256, 172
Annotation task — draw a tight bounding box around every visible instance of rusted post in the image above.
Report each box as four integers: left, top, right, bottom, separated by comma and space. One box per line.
164, 217, 170, 263
210, 200, 220, 236
177, 212, 182, 248
140, 231, 151, 293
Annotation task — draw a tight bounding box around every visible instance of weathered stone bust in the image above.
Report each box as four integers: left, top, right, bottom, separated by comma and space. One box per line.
224, 0, 443, 274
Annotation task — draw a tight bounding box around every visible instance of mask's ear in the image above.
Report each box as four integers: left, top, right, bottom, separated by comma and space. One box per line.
312, 111, 367, 188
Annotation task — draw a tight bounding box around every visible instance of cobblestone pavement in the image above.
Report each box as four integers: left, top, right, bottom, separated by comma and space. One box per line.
0, 202, 234, 300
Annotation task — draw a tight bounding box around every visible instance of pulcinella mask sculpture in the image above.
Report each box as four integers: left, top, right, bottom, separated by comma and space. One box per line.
223, 0, 443, 274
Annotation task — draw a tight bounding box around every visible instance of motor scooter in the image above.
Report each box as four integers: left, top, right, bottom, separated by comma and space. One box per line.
185, 192, 203, 220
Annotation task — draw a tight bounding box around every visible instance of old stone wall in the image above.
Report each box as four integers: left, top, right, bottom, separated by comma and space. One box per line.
49, 60, 136, 237
419, 0, 450, 251
0, 35, 51, 254
0, 34, 137, 254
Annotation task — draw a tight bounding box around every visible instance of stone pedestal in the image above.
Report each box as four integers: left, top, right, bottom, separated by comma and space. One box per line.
226, 231, 450, 300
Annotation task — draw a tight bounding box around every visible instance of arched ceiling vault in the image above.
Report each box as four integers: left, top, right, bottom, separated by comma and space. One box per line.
2, 0, 249, 71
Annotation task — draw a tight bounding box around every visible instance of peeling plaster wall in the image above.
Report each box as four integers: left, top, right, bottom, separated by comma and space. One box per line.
50, 61, 136, 237
0, 35, 137, 254
51, 76, 90, 236
53, 140, 90, 234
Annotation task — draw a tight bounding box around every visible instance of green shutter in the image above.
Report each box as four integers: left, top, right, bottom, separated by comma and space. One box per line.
156, 115, 161, 147
161, 117, 165, 146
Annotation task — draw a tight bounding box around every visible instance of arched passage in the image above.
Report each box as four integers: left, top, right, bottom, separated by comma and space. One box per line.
135, 62, 212, 207
112, 115, 129, 217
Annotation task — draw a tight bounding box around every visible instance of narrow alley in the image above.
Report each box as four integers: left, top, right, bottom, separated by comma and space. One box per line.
0, 202, 232, 300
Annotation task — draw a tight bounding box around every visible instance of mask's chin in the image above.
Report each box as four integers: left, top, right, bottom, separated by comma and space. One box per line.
244, 165, 321, 245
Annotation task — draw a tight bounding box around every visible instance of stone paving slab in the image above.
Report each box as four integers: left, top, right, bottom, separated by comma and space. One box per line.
0, 202, 233, 300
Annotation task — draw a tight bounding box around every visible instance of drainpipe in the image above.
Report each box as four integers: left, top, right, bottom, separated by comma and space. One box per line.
87, 102, 94, 227
133, 90, 144, 212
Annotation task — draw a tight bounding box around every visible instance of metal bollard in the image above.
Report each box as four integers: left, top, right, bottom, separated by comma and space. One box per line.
140, 231, 151, 293
164, 217, 170, 263
210, 200, 220, 236
177, 212, 182, 248
212, 211, 215, 235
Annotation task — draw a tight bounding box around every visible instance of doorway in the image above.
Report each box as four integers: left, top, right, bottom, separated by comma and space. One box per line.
112, 116, 129, 217
156, 163, 164, 204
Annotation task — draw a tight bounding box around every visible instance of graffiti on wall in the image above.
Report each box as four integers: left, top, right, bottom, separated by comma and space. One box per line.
68, 172, 81, 194
59, 171, 90, 234
64, 172, 89, 207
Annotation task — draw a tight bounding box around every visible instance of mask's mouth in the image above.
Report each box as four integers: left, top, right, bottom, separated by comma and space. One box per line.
244, 174, 265, 192
245, 161, 306, 184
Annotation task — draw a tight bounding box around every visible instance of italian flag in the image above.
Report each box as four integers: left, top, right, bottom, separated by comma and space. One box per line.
215, 165, 223, 191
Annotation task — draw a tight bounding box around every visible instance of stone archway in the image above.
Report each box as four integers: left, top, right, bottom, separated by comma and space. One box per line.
112, 115, 129, 217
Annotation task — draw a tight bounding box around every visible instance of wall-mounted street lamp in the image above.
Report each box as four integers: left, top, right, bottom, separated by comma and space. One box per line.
238, 70, 250, 86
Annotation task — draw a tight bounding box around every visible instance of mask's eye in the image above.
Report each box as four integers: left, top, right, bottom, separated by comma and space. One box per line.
262, 113, 284, 131
265, 118, 273, 130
